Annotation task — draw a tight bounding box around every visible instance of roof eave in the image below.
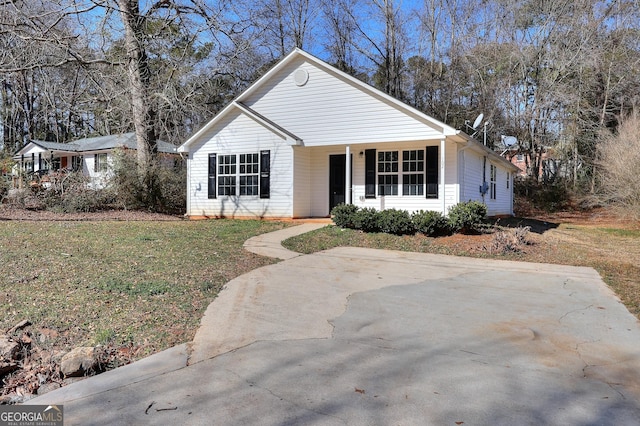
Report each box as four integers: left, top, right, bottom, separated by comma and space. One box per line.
454, 131, 520, 172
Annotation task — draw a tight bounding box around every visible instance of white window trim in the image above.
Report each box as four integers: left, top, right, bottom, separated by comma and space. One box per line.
377, 149, 428, 197
218, 152, 262, 197
490, 164, 497, 200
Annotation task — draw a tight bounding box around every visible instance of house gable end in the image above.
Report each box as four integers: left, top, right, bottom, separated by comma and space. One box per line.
179, 49, 461, 152
239, 53, 453, 147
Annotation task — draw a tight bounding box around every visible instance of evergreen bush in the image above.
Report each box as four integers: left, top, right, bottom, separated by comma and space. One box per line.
330, 203, 358, 228
412, 210, 450, 236
447, 201, 487, 233
353, 207, 380, 232
376, 208, 415, 235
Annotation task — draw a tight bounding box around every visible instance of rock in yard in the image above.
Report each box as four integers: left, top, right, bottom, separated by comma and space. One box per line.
37, 382, 61, 396
0, 335, 20, 360
60, 347, 97, 378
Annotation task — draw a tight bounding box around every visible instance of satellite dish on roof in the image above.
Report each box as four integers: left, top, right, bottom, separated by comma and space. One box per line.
501, 135, 518, 147
472, 113, 484, 130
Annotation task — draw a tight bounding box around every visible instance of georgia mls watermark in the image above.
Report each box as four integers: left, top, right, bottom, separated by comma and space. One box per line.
0, 405, 63, 426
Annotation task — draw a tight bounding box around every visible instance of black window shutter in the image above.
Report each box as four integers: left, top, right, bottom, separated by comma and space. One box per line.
425, 146, 439, 199
94, 154, 98, 173
365, 149, 376, 198
208, 153, 217, 199
260, 150, 270, 199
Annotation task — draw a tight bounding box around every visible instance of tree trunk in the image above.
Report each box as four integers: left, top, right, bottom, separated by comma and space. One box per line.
117, 0, 157, 178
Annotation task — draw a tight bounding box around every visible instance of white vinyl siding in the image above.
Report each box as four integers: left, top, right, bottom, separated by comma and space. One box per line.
459, 150, 484, 205
458, 147, 514, 216
244, 57, 445, 147
292, 146, 311, 218
186, 110, 293, 218
486, 160, 513, 216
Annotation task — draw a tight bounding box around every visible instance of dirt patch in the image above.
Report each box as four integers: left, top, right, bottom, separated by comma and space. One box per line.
430, 232, 495, 254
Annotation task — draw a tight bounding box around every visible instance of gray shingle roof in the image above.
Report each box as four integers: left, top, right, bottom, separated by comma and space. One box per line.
27, 133, 177, 154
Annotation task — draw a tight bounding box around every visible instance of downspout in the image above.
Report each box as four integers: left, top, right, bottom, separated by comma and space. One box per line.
345, 145, 351, 205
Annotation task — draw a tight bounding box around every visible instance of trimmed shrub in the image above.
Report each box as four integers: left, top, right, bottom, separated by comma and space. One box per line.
412, 210, 450, 236
376, 208, 415, 235
353, 207, 380, 232
447, 201, 487, 234
331, 203, 358, 228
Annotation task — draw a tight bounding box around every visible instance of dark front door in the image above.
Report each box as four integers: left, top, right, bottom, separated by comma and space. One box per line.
329, 154, 352, 213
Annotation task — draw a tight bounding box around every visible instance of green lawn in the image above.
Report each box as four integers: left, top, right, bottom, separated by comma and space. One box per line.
0, 220, 288, 356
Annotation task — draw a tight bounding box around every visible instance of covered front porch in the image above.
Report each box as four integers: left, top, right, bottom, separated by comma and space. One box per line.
292, 139, 459, 218
12, 148, 86, 190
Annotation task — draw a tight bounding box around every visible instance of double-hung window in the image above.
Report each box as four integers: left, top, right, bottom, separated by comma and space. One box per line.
490, 164, 497, 200
402, 150, 424, 195
239, 153, 259, 196
94, 153, 108, 173
218, 155, 237, 196
375, 148, 437, 197
377, 151, 398, 195
209, 151, 270, 199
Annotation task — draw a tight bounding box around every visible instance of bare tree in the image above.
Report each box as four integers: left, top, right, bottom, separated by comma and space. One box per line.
116, 0, 157, 180
248, 0, 318, 57
596, 112, 640, 218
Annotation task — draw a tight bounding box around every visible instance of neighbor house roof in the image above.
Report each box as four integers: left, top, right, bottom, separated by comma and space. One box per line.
14, 133, 177, 157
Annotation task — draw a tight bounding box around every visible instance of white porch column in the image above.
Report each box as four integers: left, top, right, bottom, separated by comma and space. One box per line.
345, 145, 351, 205
441, 138, 446, 213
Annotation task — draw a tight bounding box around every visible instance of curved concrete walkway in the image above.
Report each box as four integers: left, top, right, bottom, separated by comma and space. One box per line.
27, 224, 640, 425
242, 222, 328, 260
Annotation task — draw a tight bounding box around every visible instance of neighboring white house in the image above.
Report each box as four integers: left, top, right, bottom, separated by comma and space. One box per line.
178, 48, 519, 219
13, 133, 177, 189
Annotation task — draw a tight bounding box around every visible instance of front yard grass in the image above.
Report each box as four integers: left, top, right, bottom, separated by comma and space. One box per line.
0, 219, 289, 356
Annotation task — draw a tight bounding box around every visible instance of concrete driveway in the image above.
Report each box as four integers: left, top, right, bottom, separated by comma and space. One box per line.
28, 232, 640, 424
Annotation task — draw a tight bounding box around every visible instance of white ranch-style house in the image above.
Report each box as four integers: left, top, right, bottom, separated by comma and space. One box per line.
13, 133, 177, 189
178, 49, 518, 219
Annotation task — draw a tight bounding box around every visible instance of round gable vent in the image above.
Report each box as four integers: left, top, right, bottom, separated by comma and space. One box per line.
294, 69, 309, 86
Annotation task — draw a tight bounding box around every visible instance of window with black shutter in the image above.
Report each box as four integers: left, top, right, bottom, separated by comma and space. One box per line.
259, 150, 270, 199
425, 146, 439, 199
208, 153, 217, 199
365, 149, 376, 198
